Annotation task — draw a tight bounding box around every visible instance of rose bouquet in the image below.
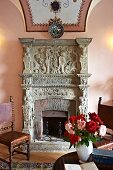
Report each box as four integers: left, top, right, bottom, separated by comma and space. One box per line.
64, 112, 106, 148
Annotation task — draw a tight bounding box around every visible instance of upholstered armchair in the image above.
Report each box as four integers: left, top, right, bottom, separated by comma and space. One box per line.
0, 96, 30, 170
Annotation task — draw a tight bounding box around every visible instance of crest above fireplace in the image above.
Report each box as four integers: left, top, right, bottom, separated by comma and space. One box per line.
19, 38, 91, 142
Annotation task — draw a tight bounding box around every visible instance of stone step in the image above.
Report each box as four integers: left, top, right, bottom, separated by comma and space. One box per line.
30, 140, 75, 152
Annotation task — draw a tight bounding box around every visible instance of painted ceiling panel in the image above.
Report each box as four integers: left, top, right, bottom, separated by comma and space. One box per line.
19, 0, 92, 32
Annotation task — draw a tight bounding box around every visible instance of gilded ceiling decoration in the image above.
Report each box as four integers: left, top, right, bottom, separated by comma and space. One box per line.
19, 0, 92, 32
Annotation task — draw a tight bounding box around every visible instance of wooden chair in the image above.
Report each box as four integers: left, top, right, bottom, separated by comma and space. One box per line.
0, 96, 30, 170
93, 97, 113, 150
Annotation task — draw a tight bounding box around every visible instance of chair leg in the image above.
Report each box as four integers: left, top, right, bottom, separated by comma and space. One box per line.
27, 141, 30, 160
9, 146, 13, 170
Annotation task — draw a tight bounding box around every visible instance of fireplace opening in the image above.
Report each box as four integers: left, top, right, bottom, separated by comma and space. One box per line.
42, 110, 68, 138
43, 117, 67, 137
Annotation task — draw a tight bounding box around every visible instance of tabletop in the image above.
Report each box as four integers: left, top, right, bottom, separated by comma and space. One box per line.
52, 151, 113, 170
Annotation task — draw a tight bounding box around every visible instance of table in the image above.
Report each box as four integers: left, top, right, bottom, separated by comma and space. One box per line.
52, 151, 113, 170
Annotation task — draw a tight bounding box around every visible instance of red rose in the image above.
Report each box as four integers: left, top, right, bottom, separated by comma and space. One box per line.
64, 131, 69, 137
86, 121, 98, 133
69, 134, 81, 144
69, 116, 77, 124
76, 114, 85, 121
69, 114, 85, 124
89, 112, 103, 125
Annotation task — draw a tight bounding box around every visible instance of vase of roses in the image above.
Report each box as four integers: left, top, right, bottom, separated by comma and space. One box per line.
64, 112, 106, 162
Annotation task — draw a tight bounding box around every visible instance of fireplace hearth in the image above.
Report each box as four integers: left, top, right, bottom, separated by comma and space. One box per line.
19, 38, 92, 151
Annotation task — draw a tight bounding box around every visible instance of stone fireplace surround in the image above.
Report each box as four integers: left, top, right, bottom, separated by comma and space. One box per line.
19, 38, 91, 151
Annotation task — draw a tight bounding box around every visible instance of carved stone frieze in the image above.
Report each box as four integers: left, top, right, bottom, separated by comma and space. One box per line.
21, 74, 77, 87
19, 38, 92, 141
32, 87, 76, 99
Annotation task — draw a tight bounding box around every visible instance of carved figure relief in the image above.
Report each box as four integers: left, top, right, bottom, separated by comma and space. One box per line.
23, 46, 32, 73
33, 48, 47, 73
28, 46, 78, 75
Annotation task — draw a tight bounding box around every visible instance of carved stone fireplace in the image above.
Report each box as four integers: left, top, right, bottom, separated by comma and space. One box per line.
19, 38, 91, 150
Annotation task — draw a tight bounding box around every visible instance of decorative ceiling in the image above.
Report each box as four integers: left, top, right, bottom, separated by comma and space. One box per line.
19, 0, 92, 32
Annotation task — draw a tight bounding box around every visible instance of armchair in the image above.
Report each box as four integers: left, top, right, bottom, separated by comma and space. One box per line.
0, 96, 30, 170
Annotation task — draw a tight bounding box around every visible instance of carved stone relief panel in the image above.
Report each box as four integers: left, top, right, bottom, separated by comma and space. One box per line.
24, 45, 80, 74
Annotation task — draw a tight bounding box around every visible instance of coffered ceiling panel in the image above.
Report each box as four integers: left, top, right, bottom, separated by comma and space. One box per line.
19, 0, 92, 32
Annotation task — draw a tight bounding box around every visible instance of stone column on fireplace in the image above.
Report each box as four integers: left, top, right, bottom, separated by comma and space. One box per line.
19, 38, 92, 141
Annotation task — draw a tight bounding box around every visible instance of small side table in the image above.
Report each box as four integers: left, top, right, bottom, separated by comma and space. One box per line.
52, 151, 113, 170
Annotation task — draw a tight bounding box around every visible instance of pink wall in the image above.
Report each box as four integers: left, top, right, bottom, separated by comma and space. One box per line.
0, 0, 113, 131
87, 0, 113, 111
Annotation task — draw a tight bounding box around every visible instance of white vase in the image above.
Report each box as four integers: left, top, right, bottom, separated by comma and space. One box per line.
76, 141, 93, 162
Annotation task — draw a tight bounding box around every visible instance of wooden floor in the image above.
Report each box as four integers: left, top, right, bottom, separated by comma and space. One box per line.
0, 144, 67, 163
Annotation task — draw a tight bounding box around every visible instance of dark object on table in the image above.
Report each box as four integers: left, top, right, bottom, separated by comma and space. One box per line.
92, 148, 113, 165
